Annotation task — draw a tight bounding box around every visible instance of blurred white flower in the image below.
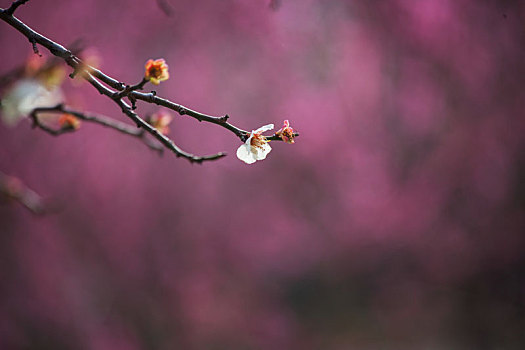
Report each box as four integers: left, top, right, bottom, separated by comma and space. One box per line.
1, 79, 63, 127
236, 124, 274, 164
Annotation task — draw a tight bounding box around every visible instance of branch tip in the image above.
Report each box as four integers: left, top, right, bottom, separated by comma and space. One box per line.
29, 38, 41, 56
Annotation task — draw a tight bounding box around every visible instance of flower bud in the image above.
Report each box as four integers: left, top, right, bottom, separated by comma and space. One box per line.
275, 120, 295, 144
58, 114, 81, 130
144, 59, 169, 85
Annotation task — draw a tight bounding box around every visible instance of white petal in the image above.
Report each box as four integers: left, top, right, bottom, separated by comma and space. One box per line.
236, 144, 257, 164
254, 142, 272, 160
244, 134, 254, 146
1, 79, 63, 127
254, 124, 274, 134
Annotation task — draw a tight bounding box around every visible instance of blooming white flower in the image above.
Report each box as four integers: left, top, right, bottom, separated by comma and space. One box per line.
1, 79, 63, 127
236, 124, 274, 164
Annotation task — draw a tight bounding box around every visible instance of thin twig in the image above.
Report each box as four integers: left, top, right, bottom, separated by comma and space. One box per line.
131, 91, 247, 139
116, 78, 148, 99
5, 0, 29, 16
0, 39, 85, 91
29, 105, 226, 162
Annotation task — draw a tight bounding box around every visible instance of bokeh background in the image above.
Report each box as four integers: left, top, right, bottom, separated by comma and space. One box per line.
1, 0, 525, 349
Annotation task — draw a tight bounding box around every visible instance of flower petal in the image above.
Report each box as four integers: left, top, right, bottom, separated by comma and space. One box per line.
244, 133, 254, 146
236, 144, 257, 164
254, 124, 274, 134
1, 79, 63, 127
254, 142, 272, 160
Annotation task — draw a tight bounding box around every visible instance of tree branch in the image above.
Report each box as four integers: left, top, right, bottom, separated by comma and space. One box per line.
5, 0, 30, 16
29, 105, 226, 163
0, 39, 85, 91
0, 2, 298, 163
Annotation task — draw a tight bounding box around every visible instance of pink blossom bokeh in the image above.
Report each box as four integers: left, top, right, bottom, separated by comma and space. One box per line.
1, 0, 524, 349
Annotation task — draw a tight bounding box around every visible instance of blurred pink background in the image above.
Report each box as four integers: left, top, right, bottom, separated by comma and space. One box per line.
1, 0, 525, 349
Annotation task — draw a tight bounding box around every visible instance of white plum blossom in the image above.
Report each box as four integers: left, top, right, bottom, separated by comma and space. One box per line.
236, 124, 274, 164
1, 79, 63, 127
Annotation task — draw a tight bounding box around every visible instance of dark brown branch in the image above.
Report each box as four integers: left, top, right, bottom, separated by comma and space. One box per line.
29, 105, 226, 163
131, 91, 247, 139
0, 2, 297, 163
77, 72, 226, 163
0, 39, 85, 91
116, 78, 148, 99
29, 109, 75, 136
0, 170, 47, 214
0, 10, 244, 139
5, 0, 29, 16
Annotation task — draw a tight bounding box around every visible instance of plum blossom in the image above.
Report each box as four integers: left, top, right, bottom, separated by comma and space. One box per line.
149, 111, 172, 135
236, 124, 274, 164
1, 79, 63, 127
144, 59, 169, 85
